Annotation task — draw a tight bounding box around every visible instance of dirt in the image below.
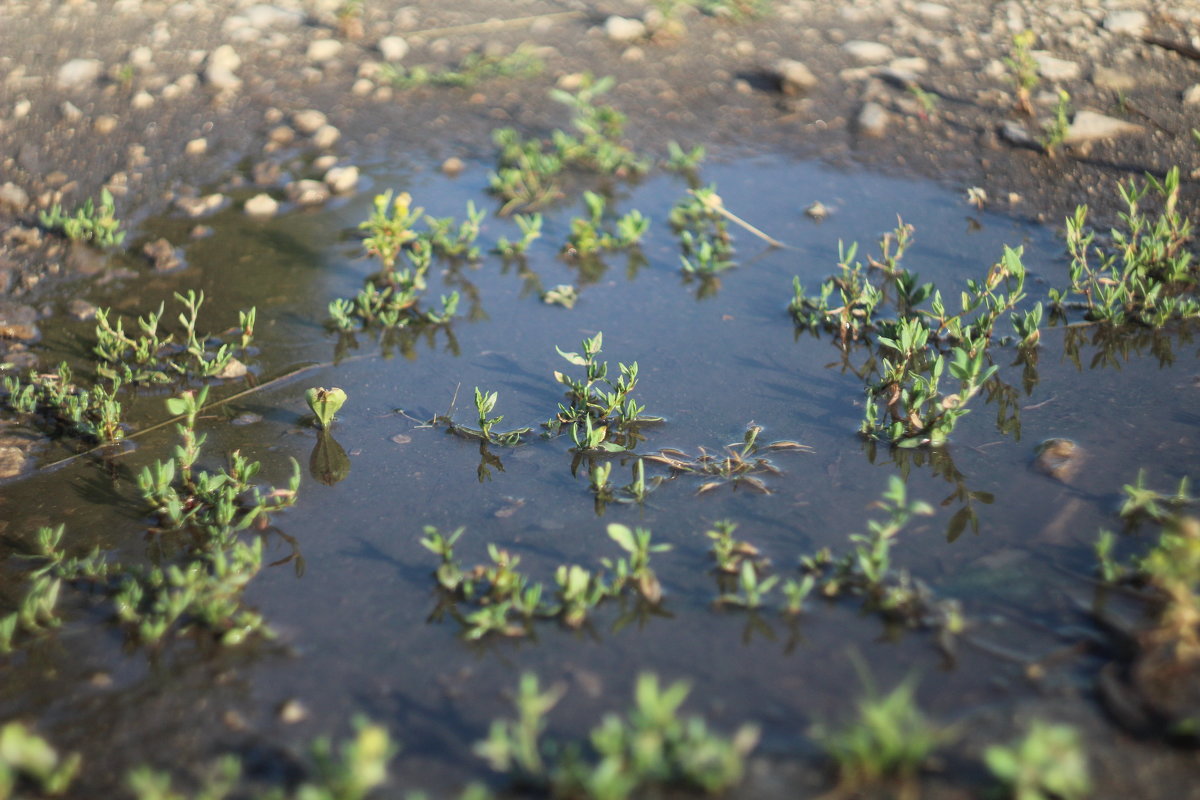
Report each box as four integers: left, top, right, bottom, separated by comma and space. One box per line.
1, 0, 1198, 322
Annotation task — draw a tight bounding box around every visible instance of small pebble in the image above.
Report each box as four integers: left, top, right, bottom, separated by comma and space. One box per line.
307, 38, 343, 63
311, 124, 341, 149
244, 193, 279, 217
292, 109, 327, 134
323, 165, 359, 194
185, 137, 207, 155
441, 156, 465, 176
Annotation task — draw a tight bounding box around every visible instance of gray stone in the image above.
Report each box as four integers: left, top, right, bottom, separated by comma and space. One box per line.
307, 39, 343, 63
0, 446, 29, 480
0, 182, 30, 212
311, 124, 341, 149
1032, 51, 1081, 82
286, 179, 330, 206
1093, 66, 1136, 92
842, 40, 893, 65
0, 301, 39, 341
215, 357, 248, 379
245, 4, 304, 29
244, 193, 279, 217
1064, 110, 1143, 144
174, 193, 226, 217
57, 58, 102, 90
323, 165, 359, 194
774, 58, 818, 95
857, 101, 889, 137
912, 2, 951, 22
604, 16, 646, 43
999, 120, 1037, 149
67, 298, 98, 320
143, 238, 182, 271
379, 36, 409, 62
1103, 10, 1148, 36
1184, 84, 1200, 106
292, 109, 327, 134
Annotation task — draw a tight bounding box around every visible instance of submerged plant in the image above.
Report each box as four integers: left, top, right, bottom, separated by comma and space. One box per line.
0, 722, 81, 798
644, 424, 811, 494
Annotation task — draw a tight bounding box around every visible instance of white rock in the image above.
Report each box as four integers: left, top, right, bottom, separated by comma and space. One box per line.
60, 101, 82, 122
57, 58, 102, 89
286, 179, 330, 206
244, 193, 279, 217
604, 15, 646, 43
175, 193, 226, 217
1183, 84, 1200, 106
889, 57, 928, 74
843, 40, 894, 65
857, 101, 889, 137
245, 4, 304, 29
913, 2, 951, 22
323, 165, 359, 194
208, 44, 241, 73
307, 39, 343, 63
292, 109, 327, 134
13, 99, 31, 120
130, 46, 154, 67
205, 45, 243, 90
379, 36, 409, 62
775, 58, 818, 94
311, 124, 341, 149
1093, 67, 1136, 92
132, 90, 155, 109
185, 137, 207, 155
1064, 110, 1143, 144
215, 358, 248, 379
1104, 10, 1148, 36
1032, 51, 1081, 81
0, 182, 30, 211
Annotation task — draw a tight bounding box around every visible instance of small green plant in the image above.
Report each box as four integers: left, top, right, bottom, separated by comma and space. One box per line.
664, 140, 706, 173
985, 721, 1090, 800
39, 188, 125, 247
377, 45, 543, 90
1040, 90, 1071, 156
419, 200, 485, 260
1005, 30, 1039, 116
718, 559, 779, 609
907, 85, 939, 120
705, 520, 765, 575
1053, 168, 1197, 327
492, 212, 543, 257
0, 722, 81, 798
562, 192, 650, 258
94, 291, 255, 383
440, 387, 531, 446
671, 185, 735, 277
127, 756, 240, 800
2, 363, 125, 443
814, 664, 951, 794
476, 672, 758, 798
306, 387, 348, 430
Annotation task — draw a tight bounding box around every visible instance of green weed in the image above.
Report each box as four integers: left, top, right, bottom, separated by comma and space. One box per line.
1004, 30, 1039, 116
377, 45, 543, 90
985, 721, 1090, 800
644, 424, 810, 494
306, 387, 348, 430
39, 188, 125, 248
0, 722, 81, 799
1039, 90, 1071, 156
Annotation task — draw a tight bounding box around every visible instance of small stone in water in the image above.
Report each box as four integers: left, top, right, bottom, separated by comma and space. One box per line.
230, 412, 263, 426
390, 433, 413, 445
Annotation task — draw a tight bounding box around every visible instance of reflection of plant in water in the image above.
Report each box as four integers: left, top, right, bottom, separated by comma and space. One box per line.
868, 443, 995, 542
476, 672, 757, 798
309, 430, 351, 486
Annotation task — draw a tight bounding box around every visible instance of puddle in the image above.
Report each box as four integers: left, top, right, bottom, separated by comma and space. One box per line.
2, 156, 1198, 796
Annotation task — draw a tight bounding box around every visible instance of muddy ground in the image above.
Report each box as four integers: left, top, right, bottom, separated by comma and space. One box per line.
1, 0, 1198, 333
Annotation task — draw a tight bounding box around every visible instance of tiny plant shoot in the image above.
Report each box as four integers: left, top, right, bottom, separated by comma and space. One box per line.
307, 387, 347, 430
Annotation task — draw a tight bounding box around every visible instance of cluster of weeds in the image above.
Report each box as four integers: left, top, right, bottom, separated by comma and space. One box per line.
421, 522, 670, 637
94, 290, 255, 383
488, 76, 649, 213
2, 362, 125, 443
0, 388, 301, 651
1053, 168, 1197, 327
670, 185, 734, 278
655, 0, 770, 21
377, 44, 543, 90
985, 721, 1090, 800
545, 331, 662, 453
475, 672, 758, 799
38, 188, 125, 248
328, 191, 462, 331
791, 223, 1034, 446
813, 666, 953, 798
561, 191, 649, 259
0, 721, 81, 798
645, 423, 811, 495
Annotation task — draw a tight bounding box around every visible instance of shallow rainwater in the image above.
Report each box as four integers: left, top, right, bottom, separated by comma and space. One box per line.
3, 156, 1199, 796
